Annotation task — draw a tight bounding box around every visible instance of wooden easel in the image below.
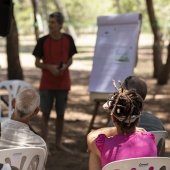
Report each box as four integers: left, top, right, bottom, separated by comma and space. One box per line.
87, 98, 108, 135
86, 92, 111, 135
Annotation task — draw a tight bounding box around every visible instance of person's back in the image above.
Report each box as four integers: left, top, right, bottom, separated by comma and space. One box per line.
1, 119, 46, 150
96, 132, 156, 167
139, 112, 164, 131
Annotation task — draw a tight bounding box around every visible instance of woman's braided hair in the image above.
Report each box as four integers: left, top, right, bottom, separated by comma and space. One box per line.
107, 80, 144, 131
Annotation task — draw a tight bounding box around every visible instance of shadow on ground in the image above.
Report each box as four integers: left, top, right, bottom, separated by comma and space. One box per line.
0, 46, 170, 170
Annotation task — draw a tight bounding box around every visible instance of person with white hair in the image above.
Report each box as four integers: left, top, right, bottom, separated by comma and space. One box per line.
0, 88, 47, 169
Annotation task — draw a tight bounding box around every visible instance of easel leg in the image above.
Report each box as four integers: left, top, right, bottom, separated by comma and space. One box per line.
87, 101, 100, 135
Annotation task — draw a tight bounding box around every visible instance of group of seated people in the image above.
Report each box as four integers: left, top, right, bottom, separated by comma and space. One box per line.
0, 76, 166, 170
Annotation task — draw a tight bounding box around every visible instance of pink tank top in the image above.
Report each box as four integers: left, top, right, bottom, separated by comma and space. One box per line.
96, 132, 157, 168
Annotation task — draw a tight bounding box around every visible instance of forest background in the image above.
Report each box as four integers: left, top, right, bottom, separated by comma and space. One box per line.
0, 0, 170, 169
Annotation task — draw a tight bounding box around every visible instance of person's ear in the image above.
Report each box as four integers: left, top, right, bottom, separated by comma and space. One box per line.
32, 107, 40, 117
12, 98, 16, 108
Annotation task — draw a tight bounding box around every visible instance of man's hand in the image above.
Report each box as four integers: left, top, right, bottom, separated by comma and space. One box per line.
46, 65, 61, 76
35, 59, 61, 76
58, 64, 67, 73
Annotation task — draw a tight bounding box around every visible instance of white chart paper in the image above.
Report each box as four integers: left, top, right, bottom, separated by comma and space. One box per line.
88, 13, 142, 93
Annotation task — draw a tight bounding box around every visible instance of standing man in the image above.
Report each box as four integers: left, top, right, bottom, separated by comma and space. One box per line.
32, 12, 77, 153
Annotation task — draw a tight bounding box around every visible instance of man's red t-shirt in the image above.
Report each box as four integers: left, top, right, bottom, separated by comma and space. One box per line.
32, 33, 77, 90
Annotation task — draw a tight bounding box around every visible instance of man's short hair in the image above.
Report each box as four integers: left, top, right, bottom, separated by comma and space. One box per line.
15, 88, 40, 117
49, 12, 64, 24
123, 76, 147, 100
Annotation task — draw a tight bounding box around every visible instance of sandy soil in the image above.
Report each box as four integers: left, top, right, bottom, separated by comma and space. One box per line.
0, 34, 170, 170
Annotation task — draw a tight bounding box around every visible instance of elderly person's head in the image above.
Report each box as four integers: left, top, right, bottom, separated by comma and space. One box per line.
12, 88, 40, 123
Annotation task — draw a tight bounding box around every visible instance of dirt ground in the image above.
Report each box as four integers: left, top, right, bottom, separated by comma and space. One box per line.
0, 34, 170, 170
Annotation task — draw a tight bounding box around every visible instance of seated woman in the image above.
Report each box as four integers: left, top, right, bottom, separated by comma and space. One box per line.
87, 81, 157, 168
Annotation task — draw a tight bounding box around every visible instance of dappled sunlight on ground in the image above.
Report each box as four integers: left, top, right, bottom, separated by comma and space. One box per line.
0, 33, 170, 169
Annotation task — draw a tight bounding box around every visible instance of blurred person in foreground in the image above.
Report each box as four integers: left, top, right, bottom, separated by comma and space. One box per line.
88, 76, 164, 170
0, 88, 47, 170
32, 11, 77, 153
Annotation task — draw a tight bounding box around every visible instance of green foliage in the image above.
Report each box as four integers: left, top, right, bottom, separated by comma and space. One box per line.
115, 0, 170, 33
110, 0, 151, 32
12, 0, 170, 34
13, 0, 34, 34
64, 0, 113, 26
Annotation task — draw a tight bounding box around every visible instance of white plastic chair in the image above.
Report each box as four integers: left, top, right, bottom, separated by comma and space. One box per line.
0, 147, 46, 170
150, 131, 168, 156
102, 157, 170, 170
0, 80, 31, 122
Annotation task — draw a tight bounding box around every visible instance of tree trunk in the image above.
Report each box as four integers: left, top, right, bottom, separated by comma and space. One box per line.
146, 0, 163, 78
41, 0, 48, 22
115, 0, 121, 13
157, 43, 170, 84
53, 0, 77, 39
54, 0, 69, 21
41, 0, 48, 21
6, 15, 23, 80
38, 0, 49, 34
31, 0, 39, 41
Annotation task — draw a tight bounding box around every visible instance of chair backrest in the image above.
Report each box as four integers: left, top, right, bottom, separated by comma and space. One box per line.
150, 131, 168, 156
102, 157, 170, 170
0, 80, 31, 122
0, 147, 46, 170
